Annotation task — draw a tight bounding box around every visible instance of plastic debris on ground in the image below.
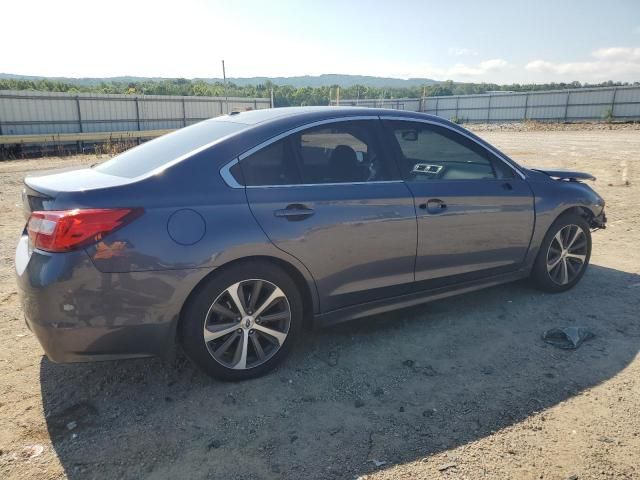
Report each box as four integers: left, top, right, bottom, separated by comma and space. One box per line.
542, 327, 595, 349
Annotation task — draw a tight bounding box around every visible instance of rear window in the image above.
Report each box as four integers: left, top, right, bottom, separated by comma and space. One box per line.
95, 119, 244, 178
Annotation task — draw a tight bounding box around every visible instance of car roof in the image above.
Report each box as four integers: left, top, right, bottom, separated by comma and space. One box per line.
212, 106, 439, 126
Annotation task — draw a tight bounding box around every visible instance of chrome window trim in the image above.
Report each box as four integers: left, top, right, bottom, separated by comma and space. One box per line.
379, 115, 527, 180
218, 114, 527, 188
238, 115, 379, 161
219, 158, 243, 189
219, 115, 381, 188
246, 180, 404, 189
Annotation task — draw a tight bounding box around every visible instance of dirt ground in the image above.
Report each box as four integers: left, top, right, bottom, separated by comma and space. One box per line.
0, 128, 639, 480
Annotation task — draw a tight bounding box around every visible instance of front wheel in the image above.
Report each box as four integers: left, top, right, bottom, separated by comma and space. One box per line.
180, 261, 302, 380
531, 213, 592, 293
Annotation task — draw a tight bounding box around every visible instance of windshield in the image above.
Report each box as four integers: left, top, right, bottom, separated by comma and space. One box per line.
95, 119, 245, 178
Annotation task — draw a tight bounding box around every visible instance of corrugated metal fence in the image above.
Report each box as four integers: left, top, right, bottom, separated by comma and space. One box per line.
0, 90, 271, 137
333, 97, 422, 111
333, 86, 640, 122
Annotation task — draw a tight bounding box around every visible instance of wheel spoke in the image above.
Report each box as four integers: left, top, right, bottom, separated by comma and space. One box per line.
547, 255, 563, 272
566, 259, 579, 277
213, 330, 240, 357
208, 303, 238, 321
560, 258, 569, 284
566, 253, 586, 262
248, 280, 263, 312
250, 333, 266, 360
204, 323, 239, 342
258, 311, 290, 323
554, 231, 565, 249
226, 282, 247, 317
254, 324, 287, 346
566, 227, 583, 249
571, 239, 587, 251
253, 287, 285, 318
231, 330, 249, 369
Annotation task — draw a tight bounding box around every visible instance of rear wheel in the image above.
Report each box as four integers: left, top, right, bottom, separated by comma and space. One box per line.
531, 213, 592, 293
180, 261, 302, 380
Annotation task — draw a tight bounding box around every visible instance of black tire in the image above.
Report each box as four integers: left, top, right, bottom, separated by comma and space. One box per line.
180, 260, 303, 381
531, 212, 592, 293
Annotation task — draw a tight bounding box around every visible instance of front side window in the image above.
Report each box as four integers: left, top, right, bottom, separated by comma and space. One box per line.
385, 121, 515, 181
233, 120, 395, 186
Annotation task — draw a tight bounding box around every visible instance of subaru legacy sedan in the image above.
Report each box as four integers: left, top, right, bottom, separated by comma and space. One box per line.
16, 107, 606, 380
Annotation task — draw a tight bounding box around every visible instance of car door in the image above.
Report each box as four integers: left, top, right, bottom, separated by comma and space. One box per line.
382, 118, 535, 285
237, 118, 417, 312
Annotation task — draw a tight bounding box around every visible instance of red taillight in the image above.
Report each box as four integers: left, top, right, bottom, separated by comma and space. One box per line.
27, 208, 143, 253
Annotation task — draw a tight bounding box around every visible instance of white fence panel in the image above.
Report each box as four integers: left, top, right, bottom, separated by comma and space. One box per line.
0, 90, 270, 136
334, 86, 640, 123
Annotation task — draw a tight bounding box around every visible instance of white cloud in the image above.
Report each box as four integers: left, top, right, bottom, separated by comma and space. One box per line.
448, 47, 478, 57
447, 59, 509, 77
373, 58, 510, 81
526, 47, 640, 81
593, 47, 640, 61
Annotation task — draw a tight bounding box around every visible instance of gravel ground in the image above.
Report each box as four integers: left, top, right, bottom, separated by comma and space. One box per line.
466, 121, 640, 132
0, 128, 639, 480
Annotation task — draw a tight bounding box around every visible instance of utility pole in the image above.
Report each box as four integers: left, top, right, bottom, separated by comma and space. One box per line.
222, 60, 228, 114
270, 88, 274, 108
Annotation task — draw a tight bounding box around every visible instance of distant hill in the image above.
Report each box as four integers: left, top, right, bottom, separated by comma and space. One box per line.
198, 74, 439, 88
0, 73, 438, 88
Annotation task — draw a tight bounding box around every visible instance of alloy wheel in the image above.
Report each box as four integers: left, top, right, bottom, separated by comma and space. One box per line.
546, 224, 588, 285
203, 279, 291, 370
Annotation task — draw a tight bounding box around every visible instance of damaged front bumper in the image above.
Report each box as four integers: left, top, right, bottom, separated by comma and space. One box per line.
590, 210, 607, 230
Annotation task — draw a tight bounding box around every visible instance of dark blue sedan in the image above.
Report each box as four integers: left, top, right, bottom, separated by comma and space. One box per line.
15, 107, 606, 379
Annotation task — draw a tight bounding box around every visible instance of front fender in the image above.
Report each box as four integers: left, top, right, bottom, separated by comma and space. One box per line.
524, 174, 605, 269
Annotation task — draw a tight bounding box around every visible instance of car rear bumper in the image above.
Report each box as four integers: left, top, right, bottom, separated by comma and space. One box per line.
15, 235, 208, 363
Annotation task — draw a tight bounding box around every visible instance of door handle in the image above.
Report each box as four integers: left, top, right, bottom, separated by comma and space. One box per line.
419, 199, 447, 214
274, 204, 315, 221
502, 182, 513, 191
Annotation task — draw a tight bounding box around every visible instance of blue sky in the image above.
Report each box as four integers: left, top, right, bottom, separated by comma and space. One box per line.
2, 0, 639, 83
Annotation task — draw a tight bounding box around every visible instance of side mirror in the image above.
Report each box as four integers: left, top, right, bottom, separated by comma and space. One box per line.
401, 130, 418, 141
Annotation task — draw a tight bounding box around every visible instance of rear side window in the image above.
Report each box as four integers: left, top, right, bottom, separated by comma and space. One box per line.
385, 121, 515, 181
95, 119, 244, 178
240, 139, 301, 186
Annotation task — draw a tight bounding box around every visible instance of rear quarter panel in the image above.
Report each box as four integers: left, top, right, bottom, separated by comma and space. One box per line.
52, 146, 320, 313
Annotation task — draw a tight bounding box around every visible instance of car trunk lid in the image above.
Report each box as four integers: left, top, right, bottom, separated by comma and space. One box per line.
22, 166, 134, 218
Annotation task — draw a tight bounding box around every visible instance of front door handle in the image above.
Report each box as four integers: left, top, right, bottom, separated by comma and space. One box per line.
274, 204, 315, 221
419, 199, 447, 214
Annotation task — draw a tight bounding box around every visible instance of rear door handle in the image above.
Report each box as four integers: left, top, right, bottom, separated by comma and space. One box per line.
274, 204, 315, 221
419, 199, 447, 214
